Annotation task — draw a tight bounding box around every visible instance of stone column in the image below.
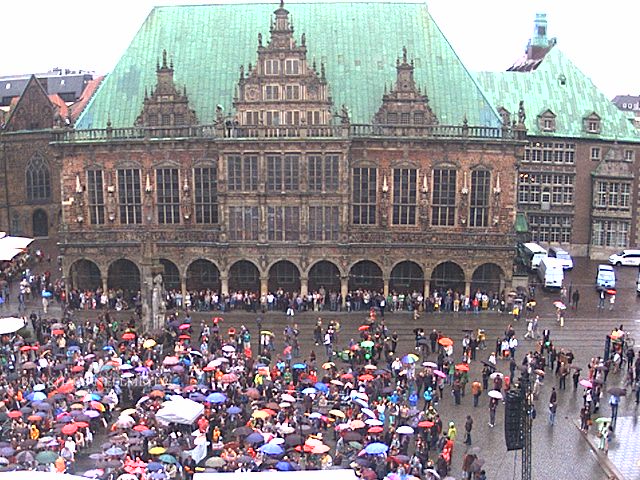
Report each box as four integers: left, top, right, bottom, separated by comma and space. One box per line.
464, 281, 471, 298
423, 279, 430, 299
383, 276, 390, 298
300, 275, 309, 297
260, 276, 269, 296
102, 275, 109, 294
220, 274, 229, 297
180, 277, 187, 299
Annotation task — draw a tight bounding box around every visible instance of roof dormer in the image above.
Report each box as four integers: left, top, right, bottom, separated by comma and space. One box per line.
537, 109, 556, 132
583, 112, 602, 134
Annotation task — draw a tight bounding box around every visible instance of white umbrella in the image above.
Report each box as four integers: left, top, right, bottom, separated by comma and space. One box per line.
397, 425, 414, 434
222, 345, 236, 353
281, 393, 296, 403
366, 419, 383, 426
361, 408, 376, 418
422, 361, 438, 368
0, 317, 26, 335
490, 372, 504, 379
488, 390, 503, 399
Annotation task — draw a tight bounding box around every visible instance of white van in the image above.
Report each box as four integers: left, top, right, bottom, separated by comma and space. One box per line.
518, 242, 547, 271
609, 249, 640, 267
537, 257, 564, 289
548, 247, 573, 270
596, 264, 616, 290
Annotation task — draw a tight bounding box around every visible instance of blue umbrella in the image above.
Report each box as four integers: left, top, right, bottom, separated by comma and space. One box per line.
27, 391, 46, 402
246, 432, 265, 444
314, 382, 329, 393
276, 461, 295, 471
42, 291, 53, 298
141, 429, 157, 437
364, 442, 389, 455
292, 363, 307, 369
147, 462, 164, 472
259, 443, 284, 455
102, 346, 114, 351
67, 346, 81, 352
301, 387, 317, 395
206, 392, 227, 404
227, 406, 242, 415
190, 393, 206, 402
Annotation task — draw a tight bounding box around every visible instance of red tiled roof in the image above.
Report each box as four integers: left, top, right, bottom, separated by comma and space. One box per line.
69, 76, 105, 123
48, 94, 69, 119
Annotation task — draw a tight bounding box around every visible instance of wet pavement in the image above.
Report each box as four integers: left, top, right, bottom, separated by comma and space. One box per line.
8, 255, 640, 479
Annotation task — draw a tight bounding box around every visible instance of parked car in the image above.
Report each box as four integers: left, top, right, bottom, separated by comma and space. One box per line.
609, 249, 640, 267
596, 264, 616, 290
548, 246, 573, 270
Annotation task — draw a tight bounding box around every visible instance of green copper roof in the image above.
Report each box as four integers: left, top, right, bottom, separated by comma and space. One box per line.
475, 48, 640, 142
77, 2, 500, 129
514, 212, 529, 234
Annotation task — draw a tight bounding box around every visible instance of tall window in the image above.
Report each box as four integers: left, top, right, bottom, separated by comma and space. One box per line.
392, 168, 417, 225
268, 206, 300, 241
26, 154, 51, 201
309, 206, 339, 241
117, 168, 141, 224
470, 170, 490, 227
595, 181, 632, 210
194, 166, 218, 224
592, 220, 629, 247
530, 215, 572, 243
431, 168, 456, 226
524, 142, 575, 164
285, 59, 300, 75
352, 167, 377, 225
156, 168, 180, 224
227, 155, 258, 191
87, 170, 105, 225
308, 154, 339, 192
264, 59, 279, 75
267, 154, 299, 192
228, 206, 259, 241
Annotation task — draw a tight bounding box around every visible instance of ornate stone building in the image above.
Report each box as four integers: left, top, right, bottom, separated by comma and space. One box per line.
54, 2, 525, 325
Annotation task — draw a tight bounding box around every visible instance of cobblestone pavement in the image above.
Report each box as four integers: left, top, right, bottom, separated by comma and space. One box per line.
10, 255, 640, 479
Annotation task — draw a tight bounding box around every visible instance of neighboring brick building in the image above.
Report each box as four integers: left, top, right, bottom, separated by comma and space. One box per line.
476, 14, 640, 258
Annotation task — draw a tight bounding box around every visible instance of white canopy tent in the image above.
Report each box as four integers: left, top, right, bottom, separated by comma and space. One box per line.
0, 234, 33, 262
156, 396, 204, 425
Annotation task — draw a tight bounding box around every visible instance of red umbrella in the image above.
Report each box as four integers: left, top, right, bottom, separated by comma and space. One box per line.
368, 426, 383, 433
28, 414, 42, 422
245, 388, 261, 399
19, 345, 32, 352
438, 337, 453, 347
358, 374, 374, 382
179, 335, 191, 340
178, 324, 191, 330
455, 363, 470, 372
61, 423, 78, 435
57, 383, 75, 394
72, 365, 84, 373
122, 332, 136, 341
418, 420, 434, 428
358, 325, 370, 331
341, 373, 354, 380
133, 424, 149, 432
221, 373, 238, 384
606, 289, 617, 295
52, 329, 65, 336
212, 317, 224, 323
75, 421, 89, 429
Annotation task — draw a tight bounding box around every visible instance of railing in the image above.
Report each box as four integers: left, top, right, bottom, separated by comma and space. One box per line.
52, 122, 522, 143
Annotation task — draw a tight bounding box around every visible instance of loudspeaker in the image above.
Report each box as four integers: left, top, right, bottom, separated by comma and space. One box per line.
504, 390, 524, 451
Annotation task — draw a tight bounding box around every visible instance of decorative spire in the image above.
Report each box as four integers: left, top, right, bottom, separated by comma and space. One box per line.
320, 62, 326, 81
402, 46, 408, 64
162, 49, 168, 69
75, 174, 83, 194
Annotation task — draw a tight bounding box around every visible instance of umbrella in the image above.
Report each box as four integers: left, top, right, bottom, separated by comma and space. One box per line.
311, 444, 331, 454
358, 325, 370, 331
322, 362, 336, 369
220, 373, 238, 383
143, 339, 157, 349
358, 374, 374, 382
368, 426, 383, 434
121, 332, 136, 341
418, 420, 434, 428
148, 446, 166, 455
35, 451, 58, 464
438, 337, 453, 347
534, 369, 545, 377
246, 432, 265, 444
432, 369, 446, 378
490, 372, 504, 379
350, 419, 366, 429
608, 387, 627, 396
553, 301, 566, 310
227, 406, 242, 415
159, 454, 177, 464
314, 382, 329, 393
579, 379, 593, 388
422, 361, 438, 368
302, 387, 317, 395
281, 393, 296, 402
329, 409, 346, 418
360, 341, 374, 348
206, 392, 227, 404
402, 354, 419, 364
221, 345, 235, 353
488, 390, 503, 399
366, 419, 383, 426
259, 443, 284, 455
292, 363, 307, 369
276, 461, 295, 471
390, 454, 411, 463
22, 362, 37, 370
362, 408, 376, 418
162, 356, 179, 366
205, 457, 225, 468
106, 446, 126, 456
396, 425, 414, 434
455, 363, 470, 372
364, 442, 389, 455
595, 417, 612, 424
147, 462, 164, 472
61, 424, 78, 435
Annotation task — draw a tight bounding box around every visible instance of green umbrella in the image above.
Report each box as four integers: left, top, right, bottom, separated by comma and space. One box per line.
360, 341, 374, 348
159, 454, 178, 464
36, 451, 59, 464
595, 417, 612, 424
205, 457, 225, 468
349, 441, 363, 450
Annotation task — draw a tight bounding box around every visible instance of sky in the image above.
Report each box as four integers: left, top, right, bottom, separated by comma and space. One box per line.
2, 0, 638, 99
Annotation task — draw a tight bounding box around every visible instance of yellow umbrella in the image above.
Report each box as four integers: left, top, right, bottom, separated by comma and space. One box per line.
260, 330, 274, 336
407, 353, 419, 361
252, 410, 269, 419
70, 403, 84, 410
329, 409, 345, 418
322, 362, 336, 369
143, 339, 157, 349
149, 446, 167, 455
